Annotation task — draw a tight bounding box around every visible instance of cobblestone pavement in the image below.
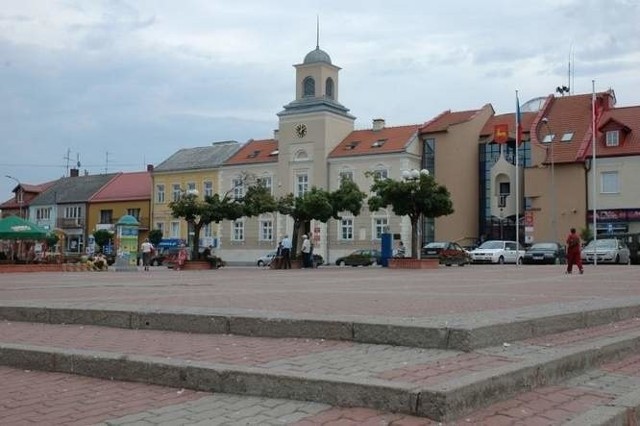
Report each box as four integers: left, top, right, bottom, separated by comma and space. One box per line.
1, 265, 640, 425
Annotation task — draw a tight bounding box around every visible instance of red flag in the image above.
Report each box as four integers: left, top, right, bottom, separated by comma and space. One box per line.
494, 124, 509, 144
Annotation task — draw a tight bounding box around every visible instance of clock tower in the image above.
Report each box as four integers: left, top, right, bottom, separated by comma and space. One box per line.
276, 43, 355, 197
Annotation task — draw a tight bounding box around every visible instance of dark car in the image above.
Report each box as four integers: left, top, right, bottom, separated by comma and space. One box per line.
335, 249, 382, 267
523, 242, 566, 264
422, 241, 470, 266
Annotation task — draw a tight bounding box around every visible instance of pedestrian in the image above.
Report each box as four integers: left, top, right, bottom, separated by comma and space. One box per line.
176, 244, 188, 271
395, 241, 406, 258
140, 238, 154, 271
301, 234, 311, 268
281, 235, 292, 269
565, 227, 584, 274
272, 241, 283, 269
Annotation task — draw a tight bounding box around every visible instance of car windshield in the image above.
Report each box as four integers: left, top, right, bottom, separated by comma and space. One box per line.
530, 243, 557, 250
478, 241, 504, 249
585, 239, 617, 249
424, 242, 446, 249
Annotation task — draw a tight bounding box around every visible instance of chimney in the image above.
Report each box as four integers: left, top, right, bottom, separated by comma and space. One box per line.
372, 118, 385, 131
273, 129, 279, 141
147, 164, 154, 172
70, 168, 79, 177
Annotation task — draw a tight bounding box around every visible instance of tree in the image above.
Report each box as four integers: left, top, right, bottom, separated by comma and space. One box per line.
368, 171, 454, 259
169, 191, 244, 259
148, 229, 163, 246
92, 229, 114, 250
277, 179, 367, 256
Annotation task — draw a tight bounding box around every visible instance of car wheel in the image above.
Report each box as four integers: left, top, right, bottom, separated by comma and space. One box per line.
152, 259, 159, 266
498, 256, 505, 264
257, 260, 264, 267
338, 260, 346, 267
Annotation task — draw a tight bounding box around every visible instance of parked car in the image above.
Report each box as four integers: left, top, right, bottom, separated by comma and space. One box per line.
257, 251, 277, 266
523, 242, 566, 265
581, 238, 631, 264
469, 240, 525, 264
422, 241, 470, 266
335, 249, 382, 267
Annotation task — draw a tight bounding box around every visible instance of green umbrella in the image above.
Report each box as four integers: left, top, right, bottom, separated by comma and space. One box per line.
0, 216, 49, 240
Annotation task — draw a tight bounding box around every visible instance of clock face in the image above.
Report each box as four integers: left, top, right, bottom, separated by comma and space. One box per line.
295, 123, 307, 138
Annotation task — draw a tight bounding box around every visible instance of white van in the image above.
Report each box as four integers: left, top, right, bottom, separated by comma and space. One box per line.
469, 240, 525, 264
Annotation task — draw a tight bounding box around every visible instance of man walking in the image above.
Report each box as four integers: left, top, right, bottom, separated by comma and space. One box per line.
565, 228, 584, 274
281, 235, 292, 269
301, 234, 311, 268
140, 238, 154, 271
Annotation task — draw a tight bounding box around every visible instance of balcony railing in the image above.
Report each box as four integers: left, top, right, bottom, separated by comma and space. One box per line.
57, 218, 85, 228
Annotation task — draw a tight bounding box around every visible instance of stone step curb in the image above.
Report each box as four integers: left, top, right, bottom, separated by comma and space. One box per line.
2, 329, 640, 422
2, 302, 640, 351
563, 388, 640, 425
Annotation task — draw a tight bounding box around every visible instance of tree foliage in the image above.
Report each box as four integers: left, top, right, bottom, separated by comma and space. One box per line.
148, 229, 163, 246
92, 229, 114, 249
368, 172, 454, 258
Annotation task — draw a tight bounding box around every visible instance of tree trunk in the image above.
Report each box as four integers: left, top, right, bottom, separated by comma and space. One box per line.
192, 221, 203, 260
410, 216, 419, 259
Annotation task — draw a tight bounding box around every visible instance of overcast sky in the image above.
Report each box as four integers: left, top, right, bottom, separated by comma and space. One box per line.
1, 0, 639, 203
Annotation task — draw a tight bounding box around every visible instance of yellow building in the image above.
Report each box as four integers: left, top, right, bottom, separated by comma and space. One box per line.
151, 141, 241, 247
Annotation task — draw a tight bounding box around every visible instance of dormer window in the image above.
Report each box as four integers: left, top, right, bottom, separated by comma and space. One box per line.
606, 130, 619, 147
269, 149, 279, 156
344, 141, 360, 150
247, 150, 260, 158
371, 139, 387, 148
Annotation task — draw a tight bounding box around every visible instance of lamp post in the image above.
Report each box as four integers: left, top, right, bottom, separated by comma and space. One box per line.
401, 168, 429, 260
540, 118, 556, 242
5, 175, 22, 219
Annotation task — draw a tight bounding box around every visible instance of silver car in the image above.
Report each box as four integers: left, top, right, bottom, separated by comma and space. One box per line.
581, 239, 630, 264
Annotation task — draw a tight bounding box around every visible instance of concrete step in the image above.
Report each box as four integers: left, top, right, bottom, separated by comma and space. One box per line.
2, 317, 640, 422
2, 298, 640, 351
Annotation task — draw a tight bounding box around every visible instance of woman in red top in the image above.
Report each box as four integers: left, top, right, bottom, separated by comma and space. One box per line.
565, 228, 584, 274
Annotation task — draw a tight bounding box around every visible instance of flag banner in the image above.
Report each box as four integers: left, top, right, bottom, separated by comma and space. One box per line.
494, 124, 509, 144
516, 94, 523, 145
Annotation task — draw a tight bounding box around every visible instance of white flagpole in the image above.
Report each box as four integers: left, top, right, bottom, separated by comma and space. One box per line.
515, 90, 520, 266
592, 80, 598, 266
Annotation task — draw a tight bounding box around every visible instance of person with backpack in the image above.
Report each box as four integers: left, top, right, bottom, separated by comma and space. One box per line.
565, 228, 584, 274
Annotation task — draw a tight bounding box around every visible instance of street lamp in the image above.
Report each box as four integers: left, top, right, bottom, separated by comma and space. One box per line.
5, 175, 22, 219
402, 168, 429, 259
540, 118, 556, 242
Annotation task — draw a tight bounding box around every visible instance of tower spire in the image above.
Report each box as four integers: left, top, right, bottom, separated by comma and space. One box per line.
316, 14, 319, 49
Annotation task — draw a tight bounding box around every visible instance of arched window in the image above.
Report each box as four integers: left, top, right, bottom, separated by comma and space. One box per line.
325, 77, 334, 99
294, 149, 309, 161
303, 77, 315, 97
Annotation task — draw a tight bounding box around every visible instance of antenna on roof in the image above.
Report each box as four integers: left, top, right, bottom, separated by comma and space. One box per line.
316, 14, 320, 49
76, 153, 81, 168
63, 148, 72, 177
105, 151, 111, 174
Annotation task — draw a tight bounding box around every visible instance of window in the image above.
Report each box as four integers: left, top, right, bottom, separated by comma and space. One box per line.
127, 208, 140, 219
499, 182, 510, 195
296, 173, 309, 196
232, 220, 244, 241
606, 130, 619, 147
373, 169, 388, 180
186, 182, 196, 193
36, 208, 51, 220
155, 222, 164, 234
371, 139, 387, 148
373, 217, 388, 240
340, 218, 354, 240
232, 178, 244, 199
99, 210, 113, 224
325, 77, 334, 99
156, 184, 165, 203
561, 132, 574, 142
172, 184, 181, 201
303, 76, 315, 97
259, 217, 273, 241
64, 206, 82, 218
601, 171, 619, 193
203, 181, 213, 197
203, 223, 212, 238
339, 171, 353, 182
170, 221, 180, 238
542, 134, 555, 143
256, 176, 272, 194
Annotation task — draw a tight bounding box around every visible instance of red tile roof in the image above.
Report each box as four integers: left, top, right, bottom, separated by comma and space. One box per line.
89, 171, 151, 202
0, 180, 57, 209
224, 139, 279, 166
420, 109, 483, 133
328, 125, 420, 158
590, 105, 640, 157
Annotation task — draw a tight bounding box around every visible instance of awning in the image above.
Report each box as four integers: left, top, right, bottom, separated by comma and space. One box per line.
0, 216, 49, 240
